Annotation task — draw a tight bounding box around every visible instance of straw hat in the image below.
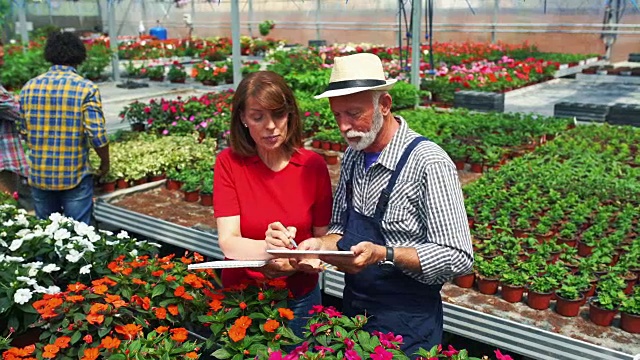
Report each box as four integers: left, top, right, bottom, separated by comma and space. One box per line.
314, 53, 397, 99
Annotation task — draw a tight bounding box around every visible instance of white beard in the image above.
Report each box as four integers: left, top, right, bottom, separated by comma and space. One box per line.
344, 107, 384, 151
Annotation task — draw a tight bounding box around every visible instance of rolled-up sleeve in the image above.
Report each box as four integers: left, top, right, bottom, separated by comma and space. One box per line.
82, 86, 108, 148
414, 161, 473, 283
327, 151, 353, 236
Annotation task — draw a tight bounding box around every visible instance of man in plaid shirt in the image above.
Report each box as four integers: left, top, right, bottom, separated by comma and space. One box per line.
0, 39, 29, 197
19, 32, 110, 224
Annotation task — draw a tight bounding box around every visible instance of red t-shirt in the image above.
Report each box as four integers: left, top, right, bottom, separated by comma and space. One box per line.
213, 147, 333, 297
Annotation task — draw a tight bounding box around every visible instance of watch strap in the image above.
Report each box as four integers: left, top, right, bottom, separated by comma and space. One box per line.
385, 246, 394, 263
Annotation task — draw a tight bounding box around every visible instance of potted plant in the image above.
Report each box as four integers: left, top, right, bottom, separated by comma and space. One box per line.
468, 151, 484, 173
166, 168, 182, 191
619, 289, 640, 333
145, 65, 165, 81
527, 276, 558, 310
200, 171, 213, 207
474, 256, 507, 295
500, 268, 529, 303
589, 277, 626, 327
167, 61, 187, 83
258, 20, 275, 36
181, 174, 201, 203
101, 171, 119, 193
554, 282, 585, 317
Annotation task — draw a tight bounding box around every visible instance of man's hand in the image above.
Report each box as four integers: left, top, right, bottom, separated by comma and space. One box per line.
97, 161, 110, 178
265, 222, 297, 249
288, 237, 324, 271
258, 259, 296, 279
320, 241, 385, 274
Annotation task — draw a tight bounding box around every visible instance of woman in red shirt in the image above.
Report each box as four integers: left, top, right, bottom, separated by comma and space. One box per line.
213, 71, 333, 338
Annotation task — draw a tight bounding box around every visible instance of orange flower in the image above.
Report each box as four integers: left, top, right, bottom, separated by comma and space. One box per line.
167, 304, 179, 316
4, 345, 35, 357
264, 319, 280, 333
81, 347, 100, 360
174, 286, 186, 297
121, 267, 133, 276
268, 279, 287, 288
100, 336, 121, 349
92, 277, 117, 286
154, 307, 167, 320
42, 344, 59, 358
151, 270, 164, 277
180, 256, 193, 264
185, 351, 199, 359
278, 308, 294, 320
105, 294, 127, 308
132, 278, 147, 285
54, 336, 71, 349
234, 316, 252, 329
86, 313, 104, 325
228, 324, 246, 342
92, 285, 108, 295
239, 302, 247, 310
184, 274, 203, 288
67, 283, 87, 292
170, 328, 188, 342
209, 299, 222, 312
115, 324, 142, 340
165, 275, 177, 282
65, 294, 84, 303
156, 326, 169, 333
89, 303, 109, 314
194, 252, 204, 262
160, 263, 174, 270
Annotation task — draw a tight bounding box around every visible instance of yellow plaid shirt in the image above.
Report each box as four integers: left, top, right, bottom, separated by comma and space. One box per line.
19, 65, 108, 190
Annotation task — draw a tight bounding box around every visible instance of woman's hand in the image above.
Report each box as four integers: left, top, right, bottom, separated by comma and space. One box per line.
265, 222, 297, 249
259, 259, 297, 279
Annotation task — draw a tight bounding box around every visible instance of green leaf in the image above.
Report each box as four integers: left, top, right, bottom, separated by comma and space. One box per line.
0, 297, 10, 314
108, 354, 126, 360
152, 284, 166, 298
209, 323, 224, 336
129, 340, 142, 353
121, 288, 133, 301
70, 330, 82, 345
231, 354, 244, 360
98, 326, 110, 338
197, 315, 215, 323
316, 334, 329, 347
212, 348, 232, 359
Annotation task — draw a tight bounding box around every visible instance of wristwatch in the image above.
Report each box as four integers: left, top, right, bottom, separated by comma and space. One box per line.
378, 246, 395, 272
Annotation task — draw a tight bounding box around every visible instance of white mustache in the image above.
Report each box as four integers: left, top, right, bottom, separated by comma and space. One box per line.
345, 130, 368, 138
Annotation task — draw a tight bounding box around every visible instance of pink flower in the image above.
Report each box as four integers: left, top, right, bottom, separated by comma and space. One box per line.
313, 345, 335, 355
162, 129, 169, 135
147, 118, 154, 125
308, 305, 324, 315
442, 345, 459, 357
171, 121, 177, 126
12, 192, 18, 200
200, 121, 208, 128
345, 349, 361, 360
268, 352, 283, 360
309, 322, 324, 335
494, 349, 514, 360
371, 346, 393, 360
189, 115, 195, 122
343, 338, 355, 350
304, 111, 311, 117
322, 306, 342, 318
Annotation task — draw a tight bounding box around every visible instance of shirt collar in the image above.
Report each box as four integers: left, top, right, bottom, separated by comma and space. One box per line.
246, 148, 306, 166
50, 65, 78, 73
365, 116, 410, 171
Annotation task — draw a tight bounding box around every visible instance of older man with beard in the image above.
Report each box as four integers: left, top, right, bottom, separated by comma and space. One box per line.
267, 53, 473, 358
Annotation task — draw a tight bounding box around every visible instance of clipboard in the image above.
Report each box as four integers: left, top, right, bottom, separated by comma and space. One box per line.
187, 260, 267, 270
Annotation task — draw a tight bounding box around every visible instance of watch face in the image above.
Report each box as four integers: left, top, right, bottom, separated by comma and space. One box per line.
378, 261, 394, 272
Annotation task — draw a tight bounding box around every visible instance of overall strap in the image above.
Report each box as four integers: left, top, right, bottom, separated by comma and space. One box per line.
342, 156, 358, 228
374, 137, 427, 221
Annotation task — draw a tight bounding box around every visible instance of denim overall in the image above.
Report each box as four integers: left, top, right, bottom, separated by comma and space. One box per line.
337, 137, 443, 359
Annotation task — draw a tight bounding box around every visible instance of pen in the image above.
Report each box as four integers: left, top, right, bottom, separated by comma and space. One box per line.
289, 238, 298, 249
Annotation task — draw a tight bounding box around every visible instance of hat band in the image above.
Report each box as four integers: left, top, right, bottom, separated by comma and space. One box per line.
324, 79, 387, 91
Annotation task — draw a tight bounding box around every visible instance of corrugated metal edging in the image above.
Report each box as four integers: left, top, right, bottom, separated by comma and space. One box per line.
322, 269, 635, 360
94, 201, 224, 260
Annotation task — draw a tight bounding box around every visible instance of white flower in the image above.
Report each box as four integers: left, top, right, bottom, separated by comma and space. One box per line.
65, 249, 84, 263
0, 240, 8, 247
28, 267, 38, 277
45, 286, 61, 294
33, 285, 48, 293
16, 228, 31, 237
53, 228, 71, 241
8, 239, 24, 251
130, 249, 138, 257
22, 261, 43, 269
49, 213, 64, 223
4, 256, 24, 263
0, 254, 5, 262
79, 264, 92, 274
99, 230, 113, 236
149, 242, 162, 248
87, 233, 101, 243
16, 276, 37, 286
116, 230, 129, 239
73, 222, 94, 237
42, 264, 61, 273
14, 214, 29, 227
3, 220, 14, 227
17, 209, 27, 215
106, 240, 119, 246
44, 222, 60, 236
13, 288, 33, 305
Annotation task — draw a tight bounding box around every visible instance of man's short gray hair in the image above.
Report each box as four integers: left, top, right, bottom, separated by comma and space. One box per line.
371, 90, 387, 108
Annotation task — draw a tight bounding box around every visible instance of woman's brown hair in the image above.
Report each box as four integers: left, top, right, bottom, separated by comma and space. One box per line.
229, 71, 303, 157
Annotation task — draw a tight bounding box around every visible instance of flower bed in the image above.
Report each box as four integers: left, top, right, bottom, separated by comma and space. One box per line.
460, 124, 640, 331
0, 200, 514, 359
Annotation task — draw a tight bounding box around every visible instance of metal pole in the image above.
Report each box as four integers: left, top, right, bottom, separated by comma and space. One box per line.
315, 0, 321, 40
398, 0, 402, 70
17, 0, 29, 50
248, 0, 253, 37
48, 0, 53, 25
190, 0, 196, 36
491, 0, 498, 43
231, 0, 242, 88
410, 0, 421, 92
108, 0, 120, 82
